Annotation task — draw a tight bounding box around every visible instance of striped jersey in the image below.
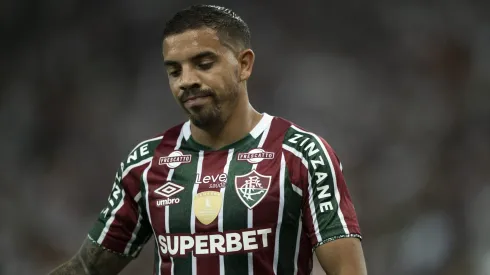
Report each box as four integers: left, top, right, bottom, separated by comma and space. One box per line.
89, 113, 361, 275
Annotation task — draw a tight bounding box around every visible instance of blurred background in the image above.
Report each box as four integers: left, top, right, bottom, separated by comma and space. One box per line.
1, 0, 489, 274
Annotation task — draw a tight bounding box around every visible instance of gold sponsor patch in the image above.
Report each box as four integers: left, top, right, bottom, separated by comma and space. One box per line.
194, 191, 222, 225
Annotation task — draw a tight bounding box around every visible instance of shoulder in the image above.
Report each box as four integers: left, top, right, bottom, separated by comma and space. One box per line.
128, 135, 164, 156
127, 122, 186, 158
274, 116, 338, 166
119, 122, 186, 175
272, 116, 332, 151
124, 134, 164, 165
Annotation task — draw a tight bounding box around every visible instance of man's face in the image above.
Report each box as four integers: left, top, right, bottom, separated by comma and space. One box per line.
163, 28, 242, 128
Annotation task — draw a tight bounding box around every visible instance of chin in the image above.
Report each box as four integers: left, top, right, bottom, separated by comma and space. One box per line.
186, 102, 223, 127
190, 117, 212, 129
190, 112, 222, 129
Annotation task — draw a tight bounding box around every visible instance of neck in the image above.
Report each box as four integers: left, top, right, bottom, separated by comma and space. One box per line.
190, 96, 262, 150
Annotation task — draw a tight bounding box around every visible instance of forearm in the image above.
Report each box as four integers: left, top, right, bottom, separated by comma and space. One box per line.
49, 238, 131, 275
49, 256, 87, 275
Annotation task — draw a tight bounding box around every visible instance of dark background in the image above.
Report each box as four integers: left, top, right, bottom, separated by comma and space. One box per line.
1, 1, 489, 274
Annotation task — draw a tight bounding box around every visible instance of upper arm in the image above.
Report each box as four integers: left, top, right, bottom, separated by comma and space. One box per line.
88, 160, 153, 258
50, 138, 162, 274
293, 127, 361, 246
49, 237, 132, 275
300, 133, 365, 273
88, 140, 160, 258
283, 126, 364, 272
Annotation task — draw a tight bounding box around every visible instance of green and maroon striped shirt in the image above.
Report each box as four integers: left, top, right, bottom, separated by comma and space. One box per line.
89, 113, 361, 275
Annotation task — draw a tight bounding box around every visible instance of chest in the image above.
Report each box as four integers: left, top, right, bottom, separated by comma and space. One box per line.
143, 144, 301, 236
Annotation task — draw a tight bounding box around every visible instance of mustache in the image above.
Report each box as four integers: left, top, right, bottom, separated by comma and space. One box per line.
180, 88, 214, 103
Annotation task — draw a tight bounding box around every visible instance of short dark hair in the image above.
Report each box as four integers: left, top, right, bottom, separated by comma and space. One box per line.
163, 5, 251, 51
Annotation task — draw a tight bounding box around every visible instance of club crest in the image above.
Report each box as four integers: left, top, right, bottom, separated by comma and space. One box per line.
234, 170, 271, 209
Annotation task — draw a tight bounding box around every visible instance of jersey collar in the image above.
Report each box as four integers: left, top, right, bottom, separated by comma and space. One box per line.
182, 113, 272, 142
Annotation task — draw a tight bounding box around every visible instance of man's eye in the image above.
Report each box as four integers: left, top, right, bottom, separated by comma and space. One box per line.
198, 62, 213, 70
169, 70, 181, 77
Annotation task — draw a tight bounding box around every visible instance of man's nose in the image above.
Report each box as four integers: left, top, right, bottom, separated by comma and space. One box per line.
179, 66, 201, 91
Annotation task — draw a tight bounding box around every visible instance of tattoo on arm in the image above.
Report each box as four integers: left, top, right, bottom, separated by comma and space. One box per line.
49, 238, 132, 275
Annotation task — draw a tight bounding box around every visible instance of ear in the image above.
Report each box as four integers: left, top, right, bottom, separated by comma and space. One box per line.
238, 49, 255, 81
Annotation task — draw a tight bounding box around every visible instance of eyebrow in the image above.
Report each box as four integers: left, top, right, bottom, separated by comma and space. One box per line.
164, 51, 217, 67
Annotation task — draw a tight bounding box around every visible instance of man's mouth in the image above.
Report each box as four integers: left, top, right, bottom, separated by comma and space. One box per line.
183, 95, 208, 103
182, 94, 213, 108
182, 92, 212, 103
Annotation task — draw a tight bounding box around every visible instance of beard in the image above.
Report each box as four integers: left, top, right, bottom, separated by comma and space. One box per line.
188, 99, 221, 128
180, 86, 239, 130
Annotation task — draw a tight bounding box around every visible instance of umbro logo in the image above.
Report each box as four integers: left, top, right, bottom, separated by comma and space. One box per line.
155, 182, 184, 198
154, 182, 184, 207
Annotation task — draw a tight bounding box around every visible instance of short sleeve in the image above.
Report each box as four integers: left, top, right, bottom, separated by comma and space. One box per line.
299, 134, 362, 249
88, 159, 153, 258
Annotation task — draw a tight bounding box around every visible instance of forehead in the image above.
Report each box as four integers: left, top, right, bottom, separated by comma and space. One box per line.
163, 28, 228, 60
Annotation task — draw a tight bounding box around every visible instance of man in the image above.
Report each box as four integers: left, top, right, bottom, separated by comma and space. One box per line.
50, 4, 367, 275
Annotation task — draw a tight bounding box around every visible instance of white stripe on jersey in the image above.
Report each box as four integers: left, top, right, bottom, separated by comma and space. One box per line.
122, 158, 152, 255
248, 115, 273, 275
121, 157, 153, 179
164, 128, 185, 275
293, 215, 302, 275
250, 113, 273, 138
134, 191, 142, 202
281, 144, 309, 170
124, 207, 143, 255
183, 121, 191, 140
97, 189, 126, 244
272, 153, 286, 274
282, 143, 322, 243
142, 159, 162, 275
291, 185, 303, 197
282, 144, 308, 197
165, 205, 174, 275
290, 125, 349, 234
191, 150, 205, 275
219, 148, 235, 275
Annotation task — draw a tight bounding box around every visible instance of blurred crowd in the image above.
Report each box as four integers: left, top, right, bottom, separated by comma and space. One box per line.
1, 0, 489, 274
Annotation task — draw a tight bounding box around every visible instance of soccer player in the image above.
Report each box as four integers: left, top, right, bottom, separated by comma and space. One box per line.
49, 4, 367, 275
